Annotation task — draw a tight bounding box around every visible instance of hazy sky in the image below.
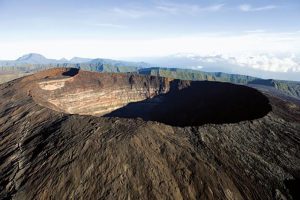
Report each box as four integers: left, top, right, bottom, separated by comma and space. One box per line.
0, 0, 300, 79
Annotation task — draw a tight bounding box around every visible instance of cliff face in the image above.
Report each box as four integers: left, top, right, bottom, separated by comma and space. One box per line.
29, 68, 170, 116
0, 68, 299, 200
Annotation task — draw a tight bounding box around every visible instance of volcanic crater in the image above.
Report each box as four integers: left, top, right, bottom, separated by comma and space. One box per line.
29, 68, 271, 126
1, 67, 300, 200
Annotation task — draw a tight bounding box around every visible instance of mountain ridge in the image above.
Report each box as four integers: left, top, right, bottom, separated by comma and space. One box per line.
0, 53, 300, 99
0, 53, 151, 67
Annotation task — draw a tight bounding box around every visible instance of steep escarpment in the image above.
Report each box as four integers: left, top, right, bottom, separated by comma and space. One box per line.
0, 68, 299, 200
29, 68, 170, 116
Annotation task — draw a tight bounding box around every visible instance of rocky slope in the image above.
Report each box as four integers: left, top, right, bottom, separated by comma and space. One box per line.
0, 68, 299, 200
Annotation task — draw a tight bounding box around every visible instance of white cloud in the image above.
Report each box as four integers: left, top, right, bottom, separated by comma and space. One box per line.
229, 54, 300, 72
239, 4, 277, 12
111, 7, 153, 19
244, 29, 266, 34
156, 2, 224, 14
180, 53, 300, 73
87, 23, 127, 29
190, 66, 204, 70
109, 2, 226, 17
205, 4, 225, 12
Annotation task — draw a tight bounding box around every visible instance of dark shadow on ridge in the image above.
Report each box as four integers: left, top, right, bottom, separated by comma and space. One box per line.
62, 68, 79, 77
104, 81, 272, 127
284, 178, 300, 200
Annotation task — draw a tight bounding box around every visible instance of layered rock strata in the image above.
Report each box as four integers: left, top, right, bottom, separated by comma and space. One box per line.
30, 68, 170, 116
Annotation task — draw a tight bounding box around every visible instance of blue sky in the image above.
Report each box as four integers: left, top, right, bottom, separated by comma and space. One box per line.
0, 0, 300, 80
1, 0, 299, 40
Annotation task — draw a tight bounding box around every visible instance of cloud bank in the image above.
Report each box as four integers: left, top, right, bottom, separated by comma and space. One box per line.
238, 4, 277, 12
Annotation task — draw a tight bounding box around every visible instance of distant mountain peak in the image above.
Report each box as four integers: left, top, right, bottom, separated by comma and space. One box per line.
16, 53, 47, 61
16, 53, 52, 64
16, 53, 58, 64
59, 58, 68, 62
69, 57, 93, 63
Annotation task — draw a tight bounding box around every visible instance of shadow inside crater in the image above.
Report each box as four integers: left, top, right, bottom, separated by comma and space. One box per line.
62, 68, 79, 77
104, 81, 272, 127
284, 178, 300, 200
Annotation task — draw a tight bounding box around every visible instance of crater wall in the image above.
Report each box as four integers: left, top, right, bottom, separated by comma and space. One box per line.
30, 68, 171, 116
29, 68, 272, 126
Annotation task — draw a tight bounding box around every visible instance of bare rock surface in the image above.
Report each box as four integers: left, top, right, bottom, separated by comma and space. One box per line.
0, 68, 299, 200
